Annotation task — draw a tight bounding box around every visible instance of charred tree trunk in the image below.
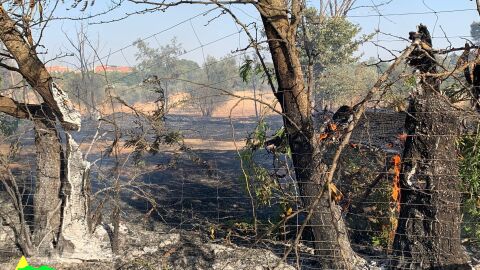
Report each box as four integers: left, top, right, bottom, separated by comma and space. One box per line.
0, 4, 106, 258
459, 43, 480, 112
392, 25, 470, 269
257, 1, 361, 268
32, 111, 63, 256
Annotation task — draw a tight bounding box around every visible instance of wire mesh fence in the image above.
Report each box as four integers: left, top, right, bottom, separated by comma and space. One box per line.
1, 84, 480, 269
1, 4, 480, 269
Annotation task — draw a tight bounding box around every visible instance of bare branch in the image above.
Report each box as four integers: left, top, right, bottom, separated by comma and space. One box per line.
0, 4, 80, 130
129, 0, 255, 8
0, 94, 40, 119
0, 61, 20, 72
209, 0, 276, 93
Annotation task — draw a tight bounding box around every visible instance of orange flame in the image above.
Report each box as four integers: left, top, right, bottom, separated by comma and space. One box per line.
388, 154, 401, 252
318, 133, 328, 141
391, 155, 401, 211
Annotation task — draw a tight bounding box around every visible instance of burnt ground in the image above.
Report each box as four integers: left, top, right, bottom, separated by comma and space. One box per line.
83, 111, 402, 267
3, 110, 480, 268
78, 114, 285, 226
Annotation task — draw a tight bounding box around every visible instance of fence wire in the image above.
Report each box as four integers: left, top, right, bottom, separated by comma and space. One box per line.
1, 5, 480, 270
1, 84, 480, 269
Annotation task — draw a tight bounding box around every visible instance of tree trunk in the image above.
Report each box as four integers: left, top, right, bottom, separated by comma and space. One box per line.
0, 5, 102, 258
392, 25, 470, 269
258, 2, 360, 268
393, 92, 470, 269
58, 134, 112, 260
32, 113, 63, 256
0, 6, 80, 131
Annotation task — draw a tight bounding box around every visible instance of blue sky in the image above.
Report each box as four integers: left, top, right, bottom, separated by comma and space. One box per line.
40, 0, 480, 68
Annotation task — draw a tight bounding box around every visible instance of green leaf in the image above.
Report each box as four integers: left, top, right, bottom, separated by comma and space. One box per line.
239, 58, 253, 83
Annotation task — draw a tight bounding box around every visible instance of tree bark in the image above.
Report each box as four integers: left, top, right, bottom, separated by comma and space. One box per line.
392, 25, 470, 269
257, 1, 360, 268
0, 95, 38, 119
0, 6, 67, 253
0, 4, 93, 257
0, 6, 80, 130
0, 6, 56, 117
58, 134, 112, 260
32, 112, 63, 256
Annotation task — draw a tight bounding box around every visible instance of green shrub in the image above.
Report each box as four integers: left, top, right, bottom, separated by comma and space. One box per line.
458, 125, 480, 244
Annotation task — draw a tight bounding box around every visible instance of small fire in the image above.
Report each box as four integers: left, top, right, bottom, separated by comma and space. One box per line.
391, 155, 401, 211
388, 154, 401, 252
317, 133, 329, 141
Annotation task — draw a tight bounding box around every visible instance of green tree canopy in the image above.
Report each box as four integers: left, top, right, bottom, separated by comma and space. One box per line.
188, 55, 238, 116
134, 38, 200, 94
316, 63, 377, 107
298, 7, 374, 109
299, 7, 371, 70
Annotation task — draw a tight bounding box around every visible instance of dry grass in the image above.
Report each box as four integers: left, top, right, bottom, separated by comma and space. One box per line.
86, 90, 280, 118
